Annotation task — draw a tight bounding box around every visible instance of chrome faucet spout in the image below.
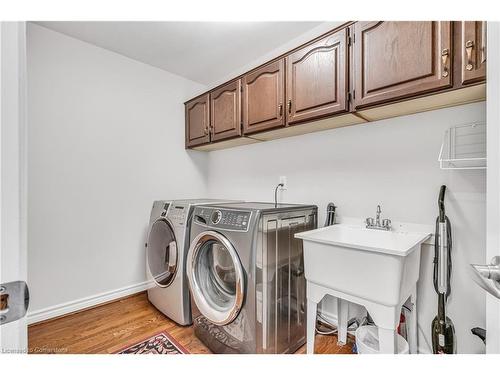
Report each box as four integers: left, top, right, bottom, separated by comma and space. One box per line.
366, 205, 391, 231
376, 205, 381, 226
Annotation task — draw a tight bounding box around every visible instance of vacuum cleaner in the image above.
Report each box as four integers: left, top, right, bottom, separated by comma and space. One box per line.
431, 185, 457, 354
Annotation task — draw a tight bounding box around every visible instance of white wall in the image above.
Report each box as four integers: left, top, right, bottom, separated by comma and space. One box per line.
206, 102, 486, 353
26, 23, 207, 321
204, 22, 343, 89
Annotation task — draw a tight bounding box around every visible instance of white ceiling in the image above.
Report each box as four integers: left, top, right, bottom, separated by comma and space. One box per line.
34, 21, 323, 85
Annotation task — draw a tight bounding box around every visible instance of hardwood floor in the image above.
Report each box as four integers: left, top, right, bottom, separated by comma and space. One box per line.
28, 292, 354, 354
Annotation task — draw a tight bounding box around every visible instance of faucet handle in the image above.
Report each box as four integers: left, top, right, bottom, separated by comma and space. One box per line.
366, 217, 374, 226
382, 219, 392, 229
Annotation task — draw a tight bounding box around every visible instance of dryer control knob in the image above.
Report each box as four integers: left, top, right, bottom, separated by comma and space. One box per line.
211, 210, 222, 224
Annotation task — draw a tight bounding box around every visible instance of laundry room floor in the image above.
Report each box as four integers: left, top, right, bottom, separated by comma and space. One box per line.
28, 293, 355, 354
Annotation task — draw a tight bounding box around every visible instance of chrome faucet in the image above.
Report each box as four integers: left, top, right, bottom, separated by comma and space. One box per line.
366, 205, 392, 231
375, 205, 381, 226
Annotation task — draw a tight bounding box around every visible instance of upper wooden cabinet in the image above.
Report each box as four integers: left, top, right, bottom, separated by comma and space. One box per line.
185, 21, 486, 150
353, 21, 453, 109
185, 94, 210, 148
242, 59, 285, 134
286, 29, 348, 125
210, 79, 242, 141
459, 21, 487, 85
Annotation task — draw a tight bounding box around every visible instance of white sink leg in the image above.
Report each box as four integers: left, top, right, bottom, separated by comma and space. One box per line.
305, 281, 416, 354
307, 299, 317, 354
378, 327, 398, 354
408, 287, 418, 354
337, 298, 349, 345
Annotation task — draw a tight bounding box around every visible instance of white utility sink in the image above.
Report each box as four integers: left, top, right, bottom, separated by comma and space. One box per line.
298, 224, 431, 256
295, 223, 431, 354
296, 224, 430, 306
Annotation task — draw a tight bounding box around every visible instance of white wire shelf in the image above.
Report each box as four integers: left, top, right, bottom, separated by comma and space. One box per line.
439, 122, 486, 170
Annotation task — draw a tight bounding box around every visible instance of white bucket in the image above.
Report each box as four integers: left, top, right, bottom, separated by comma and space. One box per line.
355, 325, 409, 354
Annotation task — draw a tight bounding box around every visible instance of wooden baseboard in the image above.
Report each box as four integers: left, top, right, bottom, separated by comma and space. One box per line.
27, 280, 153, 326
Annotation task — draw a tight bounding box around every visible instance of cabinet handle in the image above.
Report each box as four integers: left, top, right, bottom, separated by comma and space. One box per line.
287, 99, 292, 114
465, 40, 474, 71
204, 127, 209, 135
279, 103, 283, 117
481, 21, 486, 64
441, 48, 450, 78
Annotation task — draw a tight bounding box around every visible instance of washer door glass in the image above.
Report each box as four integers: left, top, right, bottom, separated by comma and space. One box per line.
147, 219, 177, 287
187, 231, 245, 325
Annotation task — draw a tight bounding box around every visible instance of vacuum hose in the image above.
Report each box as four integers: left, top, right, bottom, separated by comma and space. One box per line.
433, 186, 452, 299
433, 217, 452, 297
431, 185, 456, 354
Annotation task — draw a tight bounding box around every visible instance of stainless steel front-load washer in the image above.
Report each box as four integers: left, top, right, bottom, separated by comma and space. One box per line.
145, 199, 241, 326
187, 202, 317, 353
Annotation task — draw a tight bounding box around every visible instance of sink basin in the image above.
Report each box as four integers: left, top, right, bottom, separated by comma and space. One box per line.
296, 224, 431, 306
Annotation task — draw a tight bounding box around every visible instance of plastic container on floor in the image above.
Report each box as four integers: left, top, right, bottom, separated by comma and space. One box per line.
355, 325, 409, 354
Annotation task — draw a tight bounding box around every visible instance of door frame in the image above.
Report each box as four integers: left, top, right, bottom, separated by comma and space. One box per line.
0, 21, 28, 353
486, 21, 500, 354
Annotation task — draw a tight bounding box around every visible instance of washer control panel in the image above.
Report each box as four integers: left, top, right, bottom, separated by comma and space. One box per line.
168, 205, 187, 226
160, 202, 170, 217
194, 208, 251, 231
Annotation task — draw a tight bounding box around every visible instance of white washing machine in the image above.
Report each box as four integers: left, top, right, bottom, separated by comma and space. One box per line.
145, 199, 240, 326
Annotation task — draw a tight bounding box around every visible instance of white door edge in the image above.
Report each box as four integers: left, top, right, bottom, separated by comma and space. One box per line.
0, 21, 28, 353
486, 21, 500, 354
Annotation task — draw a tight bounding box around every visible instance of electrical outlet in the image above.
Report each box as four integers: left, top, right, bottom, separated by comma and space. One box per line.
279, 176, 287, 190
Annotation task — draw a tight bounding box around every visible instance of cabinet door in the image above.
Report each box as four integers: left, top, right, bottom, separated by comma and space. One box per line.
460, 21, 486, 85
242, 59, 285, 134
210, 80, 242, 141
185, 94, 210, 148
286, 29, 348, 125
353, 21, 452, 109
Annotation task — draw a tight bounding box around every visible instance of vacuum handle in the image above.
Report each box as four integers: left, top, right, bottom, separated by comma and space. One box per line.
438, 185, 446, 222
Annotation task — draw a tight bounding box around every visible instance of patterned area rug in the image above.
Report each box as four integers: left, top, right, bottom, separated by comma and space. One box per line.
115, 330, 189, 354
